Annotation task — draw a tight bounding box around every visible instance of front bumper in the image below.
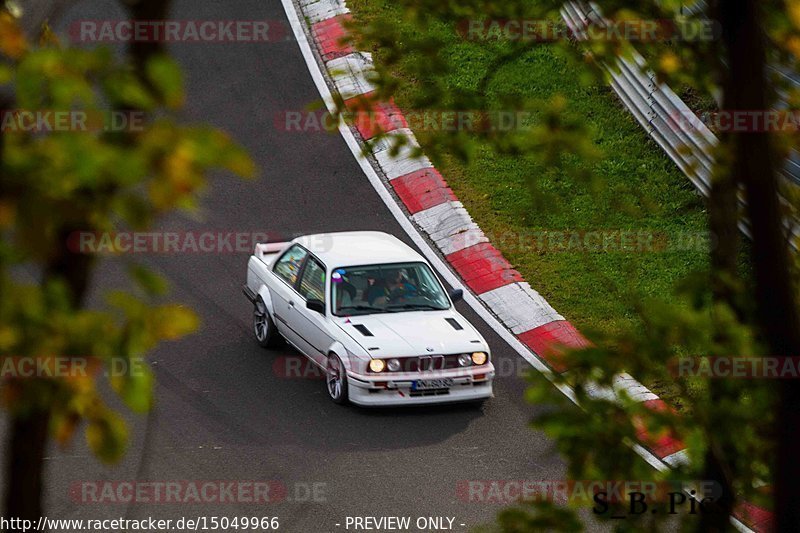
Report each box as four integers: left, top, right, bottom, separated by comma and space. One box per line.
346, 364, 494, 407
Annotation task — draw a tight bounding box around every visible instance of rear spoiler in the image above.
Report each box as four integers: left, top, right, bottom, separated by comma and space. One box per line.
254, 242, 289, 261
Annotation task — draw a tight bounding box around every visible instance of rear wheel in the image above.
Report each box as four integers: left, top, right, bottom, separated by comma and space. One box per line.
253, 298, 279, 348
326, 353, 349, 404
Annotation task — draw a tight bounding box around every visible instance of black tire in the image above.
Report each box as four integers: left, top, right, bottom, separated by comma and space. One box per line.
326, 353, 349, 405
253, 298, 280, 348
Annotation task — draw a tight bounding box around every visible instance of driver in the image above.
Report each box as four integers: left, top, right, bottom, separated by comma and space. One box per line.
385, 268, 417, 303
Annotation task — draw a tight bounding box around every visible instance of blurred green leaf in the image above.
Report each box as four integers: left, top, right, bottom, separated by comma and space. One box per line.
85, 410, 128, 464
146, 55, 185, 109
128, 264, 169, 296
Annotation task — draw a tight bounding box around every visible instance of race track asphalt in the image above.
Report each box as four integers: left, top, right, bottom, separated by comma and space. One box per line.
9, 1, 587, 531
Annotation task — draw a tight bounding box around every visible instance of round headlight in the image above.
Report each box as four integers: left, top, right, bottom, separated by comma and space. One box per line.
369, 359, 386, 373
471, 352, 488, 365
457, 353, 472, 367
387, 358, 401, 372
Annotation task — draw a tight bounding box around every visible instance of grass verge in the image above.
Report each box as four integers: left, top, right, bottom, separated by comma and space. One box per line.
349, 0, 709, 343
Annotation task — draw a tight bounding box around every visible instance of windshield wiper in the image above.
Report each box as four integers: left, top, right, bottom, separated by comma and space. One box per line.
386, 303, 447, 311
338, 304, 387, 314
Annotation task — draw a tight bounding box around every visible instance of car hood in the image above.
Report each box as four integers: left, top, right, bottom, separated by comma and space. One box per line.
335, 310, 487, 358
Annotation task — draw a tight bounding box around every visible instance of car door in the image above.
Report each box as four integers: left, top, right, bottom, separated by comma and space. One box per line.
291, 256, 333, 367
269, 244, 308, 348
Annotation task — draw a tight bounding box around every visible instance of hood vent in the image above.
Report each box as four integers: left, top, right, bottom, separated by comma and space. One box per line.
445, 318, 464, 331
353, 324, 374, 337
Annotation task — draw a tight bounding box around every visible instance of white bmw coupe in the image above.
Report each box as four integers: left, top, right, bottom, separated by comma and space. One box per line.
243, 231, 494, 406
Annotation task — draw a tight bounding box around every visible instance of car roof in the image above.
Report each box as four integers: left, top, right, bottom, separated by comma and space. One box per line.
293, 231, 424, 268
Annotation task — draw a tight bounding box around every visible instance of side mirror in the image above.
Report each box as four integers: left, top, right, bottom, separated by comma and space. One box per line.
306, 298, 325, 314
449, 288, 464, 303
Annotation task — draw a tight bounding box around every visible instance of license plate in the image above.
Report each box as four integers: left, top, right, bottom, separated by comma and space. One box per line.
411, 378, 454, 390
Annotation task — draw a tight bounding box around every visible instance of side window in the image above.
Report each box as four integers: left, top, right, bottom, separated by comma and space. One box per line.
299, 258, 326, 303
273, 245, 308, 287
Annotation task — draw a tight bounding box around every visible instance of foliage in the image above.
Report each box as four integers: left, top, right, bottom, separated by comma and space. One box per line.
0, 14, 254, 463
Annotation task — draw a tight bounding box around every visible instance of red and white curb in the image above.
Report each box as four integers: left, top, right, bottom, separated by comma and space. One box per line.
302, 0, 349, 24
283, 1, 773, 530
327, 53, 376, 99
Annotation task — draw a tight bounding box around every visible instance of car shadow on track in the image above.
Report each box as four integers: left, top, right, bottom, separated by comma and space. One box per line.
153, 335, 484, 453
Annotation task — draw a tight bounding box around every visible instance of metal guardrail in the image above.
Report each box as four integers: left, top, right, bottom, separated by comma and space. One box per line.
560, 0, 800, 247
561, 2, 716, 191
683, 1, 800, 186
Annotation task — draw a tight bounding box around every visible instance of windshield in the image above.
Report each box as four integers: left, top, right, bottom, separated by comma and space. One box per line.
331, 262, 451, 316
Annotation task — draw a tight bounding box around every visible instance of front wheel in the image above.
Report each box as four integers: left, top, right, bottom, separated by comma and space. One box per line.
253, 298, 279, 348
326, 353, 349, 404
